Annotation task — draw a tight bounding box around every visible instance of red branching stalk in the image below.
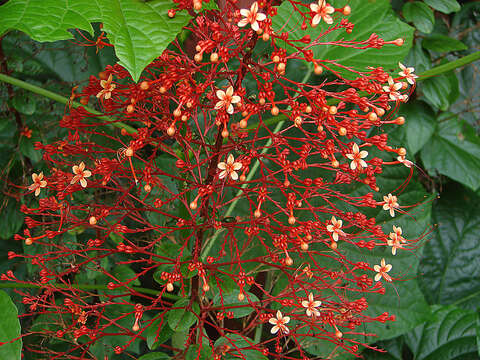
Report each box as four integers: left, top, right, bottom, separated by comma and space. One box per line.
6, 1, 421, 359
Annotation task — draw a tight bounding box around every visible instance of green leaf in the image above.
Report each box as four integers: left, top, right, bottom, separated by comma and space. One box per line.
138, 352, 171, 360
404, 305, 478, 360
421, 115, 480, 190
167, 298, 199, 332
145, 317, 173, 350
402, 2, 435, 34
422, 35, 468, 52
399, 101, 437, 155
215, 334, 267, 360
422, 75, 455, 110
212, 291, 259, 318
0, 290, 22, 360
11, 92, 36, 115
423, 0, 461, 14
419, 185, 480, 308
113, 265, 140, 286
19, 136, 42, 163
272, 0, 413, 78
0, 0, 191, 82
404, 40, 432, 74
0, 199, 23, 240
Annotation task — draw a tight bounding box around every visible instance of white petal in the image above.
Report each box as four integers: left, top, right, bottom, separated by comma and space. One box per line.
237, 18, 249, 27
256, 13, 266, 21
251, 21, 259, 32
216, 90, 226, 100
217, 162, 227, 170
218, 170, 227, 179
233, 162, 242, 171
240, 9, 250, 16
227, 104, 234, 114
230, 171, 239, 181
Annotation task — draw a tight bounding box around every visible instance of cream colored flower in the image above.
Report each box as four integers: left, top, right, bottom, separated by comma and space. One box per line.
397, 155, 413, 168
310, 0, 334, 27
217, 154, 242, 180
383, 76, 403, 101
215, 86, 241, 114
71, 162, 92, 188
374, 258, 392, 282
28, 172, 47, 196
301, 293, 322, 317
399, 62, 418, 85
345, 143, 368, 170
383, 193, 399, 217
326, 216, 345, 242
269, 310, 290, 334
387, 226, 405, 255
238, 2, 266, 32
96, 74, 116, 100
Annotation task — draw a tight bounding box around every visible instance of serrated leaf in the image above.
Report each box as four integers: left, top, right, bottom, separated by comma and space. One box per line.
399, 101, 437, 155
402, 2, 435, 34
0, 291, 22, 360
167, 299, 199, 332
421, 115, 480, 190
272, 0, 413, 78
404, 305, 478, 360
423, 0, 461, 14
419, 185, 480, 308
0, 0, 191, 82
422, 34, 468, 52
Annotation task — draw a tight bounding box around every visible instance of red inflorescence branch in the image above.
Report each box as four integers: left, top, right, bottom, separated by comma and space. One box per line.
7, 0, 422, 359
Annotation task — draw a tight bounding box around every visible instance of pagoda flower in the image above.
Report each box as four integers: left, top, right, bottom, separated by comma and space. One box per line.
374, 258, 392, 282
310, 0, 334, 27
96, 74, 116, 100
215, 86, 241, 114
217, 154, 242, 181
387, 226, 405, 255
383, 193, 399, 217
237, 2, 266, 32
302, 293, 322, 317
71, 162, 92, 188
326, 216, 345, 242
398, 62, 418, 85
345, 143, 368, 170
397, 155, 413, 168
269, 310, 290, 334
28, 172, 47, 196
383, 76, 403, 101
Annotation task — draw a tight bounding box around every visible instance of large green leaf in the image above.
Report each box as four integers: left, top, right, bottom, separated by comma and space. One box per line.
404, 305, 478, 360
419, 184, 480, 309
167, 298, 199, 332
422, 35, 468, 52
421, 114, 480, 191
423, 0, 461, 14
399, 101, 437, 155
0, 290, 22, 360
402, 2, 435, 34
0, 0, 191, 81
272, 0, 414, 77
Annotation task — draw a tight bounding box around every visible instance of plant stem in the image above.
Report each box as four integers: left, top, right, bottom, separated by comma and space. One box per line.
0, 281, 180, 299
419, 51, 480, 80
0, 73, 136, 134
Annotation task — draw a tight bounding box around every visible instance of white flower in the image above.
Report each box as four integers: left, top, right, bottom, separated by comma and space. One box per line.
345, 143, 368, 170
28, 172, 47, 196
398, 62, 418, 85
310, 0, 334, 27
374, 258, 392, 282
326, 216, 345, 242
237, 2, 266, 32
387, 226, 405, 255
383, 76, 403, 101
96, 74, 116, 100
71, 162, 92, 188
217, 154, 242, 180
269, 310, 290, 334
215, 86, 241, 114
382, 193, 399, 217
397, 155, 413, 168
301, 293, 322, 317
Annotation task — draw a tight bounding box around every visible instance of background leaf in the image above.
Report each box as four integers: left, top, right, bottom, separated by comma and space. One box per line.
0, 0, 191, 81
0, 290, 22, 360
402, 2, 435, 34
423, 0, 461, 14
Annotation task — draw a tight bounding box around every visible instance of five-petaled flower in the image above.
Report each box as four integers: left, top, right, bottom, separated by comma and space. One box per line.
387, 225, 405, 255
398, 63, 418, 85
215, 86, 241, 114
326, 216, 345, 242
237, 2, 266, 32
218, 154, 242, 181
302, 293, 322, 317
383, 76, 403, 101
71, 162, 92, 188
383, 193, 399, 217
269, 310, 290, 334
374, 258, 392, 282
96, 74, 116, 100
310, 0, 335, 27
346, 143, 368, 170
28, 172, 47, 196
397, 155, 413, 168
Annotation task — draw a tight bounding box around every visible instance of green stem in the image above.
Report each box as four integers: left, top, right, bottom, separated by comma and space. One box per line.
0, 73, 136, 134
0, 281, 180, 299
419, 51, 480, 80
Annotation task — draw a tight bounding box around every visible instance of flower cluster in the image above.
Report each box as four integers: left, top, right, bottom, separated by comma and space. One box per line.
5, 0, 422, 359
